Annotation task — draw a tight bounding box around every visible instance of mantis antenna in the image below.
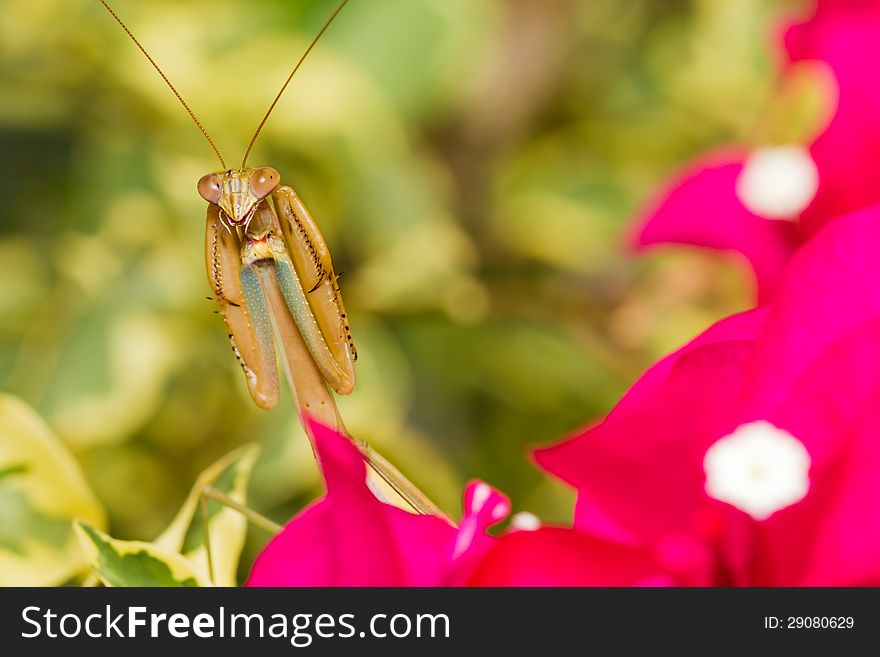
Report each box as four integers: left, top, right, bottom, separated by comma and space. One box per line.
99, 0, 350, 171
240, 0, 350, 168
98, 0, 227, 170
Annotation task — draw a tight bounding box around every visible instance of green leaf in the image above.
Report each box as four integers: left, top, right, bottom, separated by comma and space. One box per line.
0, 485, 70, 555
74, 521, 205, 587
0, 394, 106, 585
154, 445, 260, 586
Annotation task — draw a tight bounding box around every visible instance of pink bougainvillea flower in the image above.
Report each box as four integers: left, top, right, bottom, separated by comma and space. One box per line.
783, 0, 880, 235
246, 417, 511, 586
634, 0, 880, 304
540, 206, 880, 585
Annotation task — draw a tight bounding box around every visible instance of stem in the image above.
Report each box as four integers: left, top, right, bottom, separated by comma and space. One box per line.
199, 494, 216, 584
203, 486, 283, 535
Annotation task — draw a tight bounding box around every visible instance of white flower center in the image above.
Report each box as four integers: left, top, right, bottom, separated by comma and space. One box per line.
735, 146, 819, 220
703, 420, 811, 521
509, 511, 541, 531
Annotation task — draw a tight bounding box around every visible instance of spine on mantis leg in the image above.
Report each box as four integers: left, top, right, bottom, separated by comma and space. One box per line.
205, 204, 280, 410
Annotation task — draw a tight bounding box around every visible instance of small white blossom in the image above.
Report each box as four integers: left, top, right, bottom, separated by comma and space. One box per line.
509, 512, 541, 531
735, 145, 819, 219
703, 420, 811, 521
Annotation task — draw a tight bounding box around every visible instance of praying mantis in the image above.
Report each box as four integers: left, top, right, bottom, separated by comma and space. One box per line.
99, 0, 442, 518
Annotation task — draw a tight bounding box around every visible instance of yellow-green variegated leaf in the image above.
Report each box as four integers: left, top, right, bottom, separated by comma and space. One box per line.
0, 394, 106, 586
74, 521, 207, 587
155, 445, 259, 586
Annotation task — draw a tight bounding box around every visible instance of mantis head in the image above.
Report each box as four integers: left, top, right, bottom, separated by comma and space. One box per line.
197, 167, 280, 226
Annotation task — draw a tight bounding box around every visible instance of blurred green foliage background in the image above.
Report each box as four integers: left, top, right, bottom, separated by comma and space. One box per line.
0, 0, 809, 580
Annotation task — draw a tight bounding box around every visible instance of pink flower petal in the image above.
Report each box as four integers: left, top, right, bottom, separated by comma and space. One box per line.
634, 151, 800, 304
467, 527, 668, 586
244, 502, 335, 587
795, 396, 880, 585
742, 206, 880, 422
784, 2, 880, 234
761, 323, 880, 471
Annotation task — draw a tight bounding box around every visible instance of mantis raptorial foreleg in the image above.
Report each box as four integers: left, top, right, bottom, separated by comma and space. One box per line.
273, 186, 356, 392
206, 205, 279, 410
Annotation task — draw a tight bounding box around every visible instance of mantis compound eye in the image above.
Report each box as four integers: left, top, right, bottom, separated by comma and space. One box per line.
250, 167, 280, 199
197, 173, 223, 204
